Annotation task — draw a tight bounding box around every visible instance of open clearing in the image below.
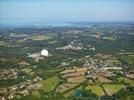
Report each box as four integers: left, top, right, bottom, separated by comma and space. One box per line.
39, 76, 60, 92
117, 77, 134, 85
27, 35, 53, 41
102, 36, 115, 41
48, 40, 57, 44
97, 76, 112, 83
86, 85, 105, 96
63, 86, 82, 98
56, 83, 78, 93
103, 84, 124, 96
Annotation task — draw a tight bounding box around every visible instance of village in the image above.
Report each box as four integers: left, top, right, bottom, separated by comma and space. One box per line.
1, 52, 134, 100
0, 22, 134, 100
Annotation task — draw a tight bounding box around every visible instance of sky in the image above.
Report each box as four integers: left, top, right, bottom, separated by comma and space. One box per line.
0, 0, 134, 25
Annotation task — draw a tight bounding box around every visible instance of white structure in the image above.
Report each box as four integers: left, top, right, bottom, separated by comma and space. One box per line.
28, 53, 40, 58
40, 49, 49, 57
102, 67, 122, 70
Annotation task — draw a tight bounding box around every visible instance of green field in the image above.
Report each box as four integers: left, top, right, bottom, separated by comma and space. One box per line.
123, 55, 134, 65
40, 67, 64, 78
63, 90, 74, 98
63, 86, 82, 98
89, 35, 99, 38
48, 40, 57, 44
39, 76, 60, 92
14, 91, 41, 100
31, 91, 41, 98
119, 54, 134, 65
27, 35, 53, 41
85, 85, 104, 96
117, 77, 134, 85
0, 41, 7, 46
103, 84, 124, 96
102, 36, 115, 41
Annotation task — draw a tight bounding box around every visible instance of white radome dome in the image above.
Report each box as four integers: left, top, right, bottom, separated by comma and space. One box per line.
41, 49, 49, 56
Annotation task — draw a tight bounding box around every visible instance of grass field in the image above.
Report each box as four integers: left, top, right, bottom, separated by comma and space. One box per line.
117, 77, 134, 85
85, 85, 105, 96
39, 76, 60, 92
122, 55, 134, 65
117, 52, 134, 55
97, 76, 112, 83
31, 91, 41, 98
103, 84, 124, 96
102, 36, 115, 41
89, 35, 100, 38
15, 91, 41, 100
122, 55, 134, 64
63, 90, 74, 98
40, 67, 64, 78
27, 35, 53, 41
48, 40, 57, 44
63, 86, 82, 98
0, 41, 7, 46
118, 54, 134, 65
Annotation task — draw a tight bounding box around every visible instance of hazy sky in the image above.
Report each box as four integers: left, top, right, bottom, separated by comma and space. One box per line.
0, 0, 134, 24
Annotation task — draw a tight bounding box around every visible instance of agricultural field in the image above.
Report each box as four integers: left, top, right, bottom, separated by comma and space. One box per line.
97, 76, 112, 83
117, 53, 134, 65
63, 86, 82, 98
13, 91, 41, 100
56, 83, 78, 93
48, 40, 57, 44
102, 36, 116, 41
121, 55, 134, 65
85, 85, 105, 96
89, 35, 100, 38
21, 68, 33, 74
39, 76, 60, 92
103, 84, 124, 96
0, 41, 7, 46
117, 77, 134, 85
26, 35, 53, 41
39, 67, 64, 79
67, 76, 86, 83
